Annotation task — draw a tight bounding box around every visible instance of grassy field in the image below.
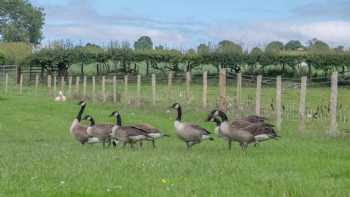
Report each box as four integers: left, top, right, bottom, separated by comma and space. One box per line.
1, 85, 350, 196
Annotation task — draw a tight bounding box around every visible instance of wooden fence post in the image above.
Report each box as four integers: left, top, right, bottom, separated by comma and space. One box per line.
60, 76, 65, 92
68, 76, 72, 97
75, 76, 80, 96
236, 73, 242, 109
255, 75, 262, 116
167, 72, 173, 100
186, 72, 191, 103
219, 69, 226, 111
53, 76, 57, 95
299, 76, 307, 134
113, 76, 117, 103
203, 71, 208, 108
152, 74, 156, 105
329, 72, 338, 136
137, 75, 141, 106
124, 75, 128, 104
102, 76, 106, 102
19, 74, 23, 95
48, 75, 52, 96
5, 73, 8, 93
35, 74, 39, 95
16, 66, 21, 85
92, 76, 96, 102
83, 76, 87, 97
276, 76, 282, 130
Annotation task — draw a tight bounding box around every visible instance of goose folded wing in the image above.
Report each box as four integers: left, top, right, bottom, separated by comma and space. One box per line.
132, 124, 159, 133
187, 124, 211, 135
123, 126, 149, 136
243, 124, 277, 136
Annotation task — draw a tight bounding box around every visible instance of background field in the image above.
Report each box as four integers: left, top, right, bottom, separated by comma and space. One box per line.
1, 84, 350, 196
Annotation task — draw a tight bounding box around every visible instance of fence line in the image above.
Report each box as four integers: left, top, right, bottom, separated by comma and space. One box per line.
2, 71, 346, 136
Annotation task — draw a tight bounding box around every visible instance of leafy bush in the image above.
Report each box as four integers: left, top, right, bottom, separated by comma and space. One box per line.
0, 42, 32, 64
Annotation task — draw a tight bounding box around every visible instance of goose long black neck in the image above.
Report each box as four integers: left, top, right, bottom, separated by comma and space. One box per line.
115, 114, 122, 126
176, 106, 182, 121
76, 105, 86, 122
89, 118, 95, 126
218, 111, 228, 121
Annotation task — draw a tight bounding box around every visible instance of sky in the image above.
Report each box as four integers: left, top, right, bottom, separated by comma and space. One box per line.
30, 0, 350, 50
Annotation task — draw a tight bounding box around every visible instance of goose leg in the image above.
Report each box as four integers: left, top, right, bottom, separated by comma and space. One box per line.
186, 141, 192, 150
228, 140, 232, 150
122, 142, 127, 148
152, 139, 156, 149
240, 143, 248, 151
139, 141, 143, 148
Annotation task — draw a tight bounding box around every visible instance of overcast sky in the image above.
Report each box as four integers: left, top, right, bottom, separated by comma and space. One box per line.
30, 0, 350, 49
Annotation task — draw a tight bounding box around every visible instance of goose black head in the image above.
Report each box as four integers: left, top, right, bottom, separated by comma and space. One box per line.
82, 115, 93, 121
78, 100, 86, 106
206, 109, 220, 122
109, 111, 120, 117
170, 103, 181, 110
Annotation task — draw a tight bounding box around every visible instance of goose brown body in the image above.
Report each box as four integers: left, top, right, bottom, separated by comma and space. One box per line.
83, 115, 113, 147
69, 101, 99, 144
171, 103, 213, 150
110, 112, 151, 148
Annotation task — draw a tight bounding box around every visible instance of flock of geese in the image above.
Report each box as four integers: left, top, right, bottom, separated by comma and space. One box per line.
69, 101, 280, 150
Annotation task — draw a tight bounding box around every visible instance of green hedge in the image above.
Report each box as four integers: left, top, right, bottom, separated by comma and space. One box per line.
0, 42, 32, 64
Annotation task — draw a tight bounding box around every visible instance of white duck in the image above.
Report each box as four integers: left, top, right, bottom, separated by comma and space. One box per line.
55, 91, 66, 102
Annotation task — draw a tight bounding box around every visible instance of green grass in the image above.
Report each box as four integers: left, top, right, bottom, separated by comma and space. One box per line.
1, 85, 350, 196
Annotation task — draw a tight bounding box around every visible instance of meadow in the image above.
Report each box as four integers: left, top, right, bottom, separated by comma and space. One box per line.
1, 82, 350, 196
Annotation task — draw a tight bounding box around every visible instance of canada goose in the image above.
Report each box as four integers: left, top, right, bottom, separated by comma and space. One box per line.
170, 103, 213, 150
110, 111, 152, 148
69, 101, 99, 144
55, 91, 66, 102
208, 110, 279, 145
131, 123, 169, 148
207, 110, 255, 150
82, 115, 113, 148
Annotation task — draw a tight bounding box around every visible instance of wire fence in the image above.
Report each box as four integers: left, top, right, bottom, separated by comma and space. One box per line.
1, 69, 349, 136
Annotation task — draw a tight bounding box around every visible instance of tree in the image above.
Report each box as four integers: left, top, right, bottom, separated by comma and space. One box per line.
134, 36, 153, 50
216, 40, 243, 54
265, 41, 284, 53
335, 45, 344, 53
250, 47, 263, 56
285, 40, 304, 51
308, 38, 330, 52
0, 52, 5, 64
197, 43, 209, 55
0, 0, 45, 45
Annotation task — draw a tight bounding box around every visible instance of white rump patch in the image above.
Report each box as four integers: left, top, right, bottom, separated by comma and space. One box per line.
148, 133, 161, 138
129, 135, 146, 141
201, 135, 211, 140
87, 137, 101, 144
254, 134, 270, 141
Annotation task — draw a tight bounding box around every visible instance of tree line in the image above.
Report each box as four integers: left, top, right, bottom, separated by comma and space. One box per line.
24, 37, 350, 78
